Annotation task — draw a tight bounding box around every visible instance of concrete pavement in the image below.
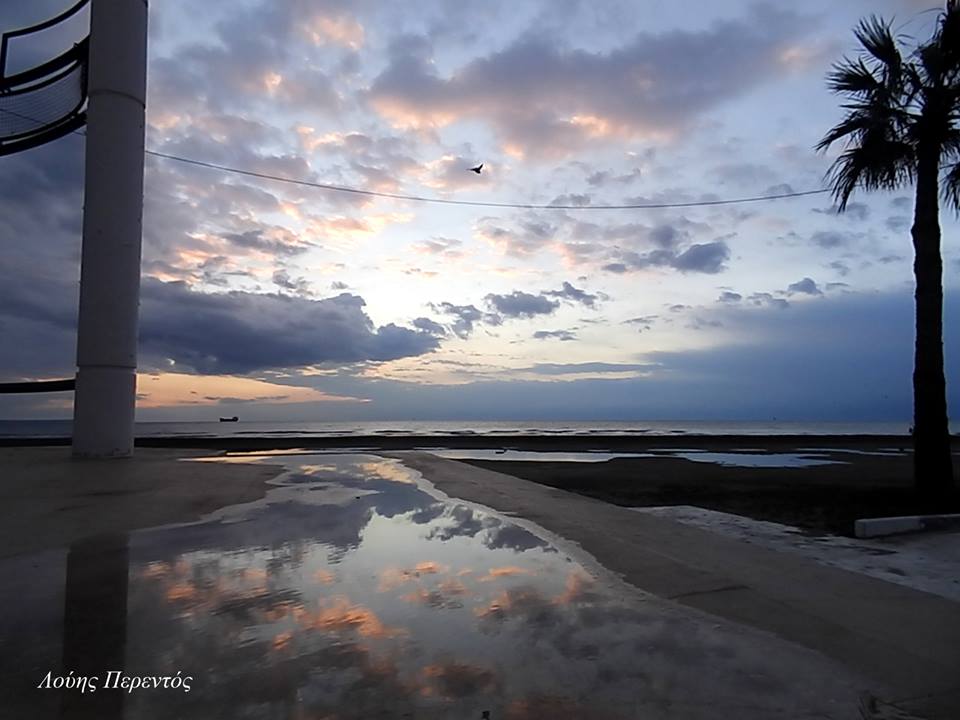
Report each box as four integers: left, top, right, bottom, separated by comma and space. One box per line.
394, 451, 960, 719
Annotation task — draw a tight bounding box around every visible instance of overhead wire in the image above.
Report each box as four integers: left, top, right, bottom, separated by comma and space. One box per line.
3, 105, 835, 210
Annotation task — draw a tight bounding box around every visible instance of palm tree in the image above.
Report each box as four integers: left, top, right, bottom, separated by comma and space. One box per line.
817, 2, 959, 496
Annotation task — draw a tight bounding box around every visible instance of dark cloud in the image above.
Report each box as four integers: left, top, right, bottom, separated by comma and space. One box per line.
203, 395, 289, 404
623, 315, 658, 331
827, 261, 850, 277
608, 240, 730, 274
430, 302, 500, 338
524, 362, 652, 375
272, 269, 314, 295
415, 237, 463, 257
484, 291, 559, 318
787, 277, 822, 296
746, 292, 790, 309
812, 202, 869, 221
117, 291, 959, 425
549, 193, 592, 207
686, 316, 723, 331
890, 196, 912, 210
885, 216, 910, 233
532, 330, 577, 341
367, 5, 811, 157
138, 280, 440, 373
648, 224, 682, 249
673, 242, 730, 273
584, 166, 644, 187
475, 217, 556, 257
542, 281, 602, 308
810, 230, 851, 249
411, 317, 447, 336
717, 291, 742, 304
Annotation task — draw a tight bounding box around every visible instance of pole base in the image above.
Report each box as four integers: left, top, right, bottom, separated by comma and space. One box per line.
72, 366, 136, 458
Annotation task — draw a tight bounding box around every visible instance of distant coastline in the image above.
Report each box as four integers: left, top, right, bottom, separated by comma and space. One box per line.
0, 418, 931, 442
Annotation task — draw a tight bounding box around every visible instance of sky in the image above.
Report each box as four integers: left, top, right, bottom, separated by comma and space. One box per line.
0, 0, 957, 423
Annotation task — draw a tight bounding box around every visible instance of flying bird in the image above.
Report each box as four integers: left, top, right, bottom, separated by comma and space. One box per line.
469, 163, 483, 174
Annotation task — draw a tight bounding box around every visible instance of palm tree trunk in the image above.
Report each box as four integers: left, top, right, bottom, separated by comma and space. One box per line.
911, 146, 955, 496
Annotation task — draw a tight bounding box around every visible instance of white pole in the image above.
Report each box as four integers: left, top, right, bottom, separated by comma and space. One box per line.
72, 0, 148, 458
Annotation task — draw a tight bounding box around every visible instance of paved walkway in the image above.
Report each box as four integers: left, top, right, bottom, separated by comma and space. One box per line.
0, 447, 281, 558
395, 452, 960, 720
2, 447, 958, 718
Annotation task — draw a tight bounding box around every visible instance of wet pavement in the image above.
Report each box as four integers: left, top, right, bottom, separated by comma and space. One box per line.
0, 452, 879, 719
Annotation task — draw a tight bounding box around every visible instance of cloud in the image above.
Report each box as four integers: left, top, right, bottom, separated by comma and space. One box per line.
718, 291, 742, 303
623, 315, 658, 331
541, 281, 601, 308
524, 362, 652, 375
411, 317, 447, 336
430, 302, 500, 338
367, 5, 812, 157
414, 237, 464, 258
812, 202, 869, 221
584, 166, 644, 187
139, 280, 440, 373
549, 193, 592, 207
786, 277, 822, 296
710, 162, 780, 187
606, 239, 731, 274
532, 330, 577, 341
686, 316, 723, 330
810, 230, 852, 249
827, 261, 850, 277
886, 216, 910, 233
475, 217, 556, 257
890, 196, 912, 210
746, 292, 790, 309
135, 372, 361, 408
484, 291, 559, 318
272, 269, 314, 296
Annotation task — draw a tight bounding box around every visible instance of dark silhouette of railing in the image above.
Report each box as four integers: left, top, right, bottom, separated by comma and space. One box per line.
0, 378, 76, 394
0, 0, 90, 155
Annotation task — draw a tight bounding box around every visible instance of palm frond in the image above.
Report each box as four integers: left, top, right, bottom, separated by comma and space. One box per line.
854, 16, 902, 73
826, 57, 882, 96
942, 161, 960, 212
934, 0, 960, 76
916, 0, 960, 87
825, 138, 915, 209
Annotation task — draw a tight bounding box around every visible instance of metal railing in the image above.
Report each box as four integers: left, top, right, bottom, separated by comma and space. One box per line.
0, 0, 90, 155
0, 378, 76, 394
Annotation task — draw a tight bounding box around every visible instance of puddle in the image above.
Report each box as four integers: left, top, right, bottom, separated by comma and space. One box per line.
0, 453, 870, 718
422, 448, 655, 463
669, 452, 846, 468
798, 448, 907, 457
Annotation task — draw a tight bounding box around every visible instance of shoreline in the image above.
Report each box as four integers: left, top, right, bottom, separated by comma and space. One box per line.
0, 432, 929, 450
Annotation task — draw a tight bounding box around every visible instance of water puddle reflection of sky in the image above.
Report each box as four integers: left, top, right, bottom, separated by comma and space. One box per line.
422, 448, 655, 462
1, 453, 870, 719
421, 448, 849, 467
667, 452, 846, 468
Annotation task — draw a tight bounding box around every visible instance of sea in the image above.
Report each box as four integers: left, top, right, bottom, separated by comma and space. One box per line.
0, 419, 927, 440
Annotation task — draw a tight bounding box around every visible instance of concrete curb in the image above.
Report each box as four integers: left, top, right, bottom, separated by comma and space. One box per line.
855, 513, 960, 538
